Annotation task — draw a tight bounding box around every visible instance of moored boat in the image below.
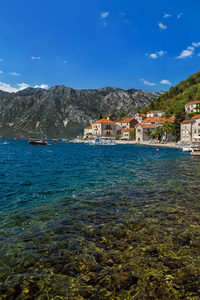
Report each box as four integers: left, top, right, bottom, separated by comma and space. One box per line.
182, 144, 199, 152
89, 137, 116, 145
29, 137, 47, 145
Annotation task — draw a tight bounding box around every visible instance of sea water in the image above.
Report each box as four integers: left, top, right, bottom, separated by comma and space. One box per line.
0, 140, 199, 299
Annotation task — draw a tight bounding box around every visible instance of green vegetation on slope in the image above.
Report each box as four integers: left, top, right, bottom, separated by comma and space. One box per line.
141, 71, 200, 117
140, 71, 200, 140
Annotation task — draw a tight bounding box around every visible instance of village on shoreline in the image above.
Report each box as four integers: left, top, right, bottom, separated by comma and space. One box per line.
82, 100, 200, 150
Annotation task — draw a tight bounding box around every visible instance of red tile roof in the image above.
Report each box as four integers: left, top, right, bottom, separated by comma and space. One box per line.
191, 114, 200, 119
93, 118, 114, 124
185, 100, 200, 105
136, 113, 147, 117
135, 124, 156, 128
141, 117, 167, 124
119, 117, 135, 123
123, 128, 135, 132
113, 119, 121, 123
85, 125, 92, 129
181, 120, 194, 124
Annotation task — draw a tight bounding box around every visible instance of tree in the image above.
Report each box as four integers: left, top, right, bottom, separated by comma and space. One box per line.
144, 130, 151, 136
129, 128, 136, 140
163, 122, 173, 141
119, 112, 127, 119
115, 134, 121, 140
151, 126, 163, 140
171, 112, 185, 141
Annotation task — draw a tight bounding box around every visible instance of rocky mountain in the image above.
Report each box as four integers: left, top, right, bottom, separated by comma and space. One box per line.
0, 85, 163, 138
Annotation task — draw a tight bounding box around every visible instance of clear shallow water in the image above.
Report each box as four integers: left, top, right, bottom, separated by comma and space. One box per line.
0, 140, 199, 299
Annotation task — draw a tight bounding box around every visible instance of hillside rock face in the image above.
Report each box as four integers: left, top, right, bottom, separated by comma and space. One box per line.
0, 86, 163, 138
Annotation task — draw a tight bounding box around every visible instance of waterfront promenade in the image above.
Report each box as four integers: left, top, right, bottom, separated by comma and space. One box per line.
115, 140, 182, 149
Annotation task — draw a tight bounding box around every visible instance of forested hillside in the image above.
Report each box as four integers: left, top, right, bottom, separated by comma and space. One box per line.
141, 71, 200, 117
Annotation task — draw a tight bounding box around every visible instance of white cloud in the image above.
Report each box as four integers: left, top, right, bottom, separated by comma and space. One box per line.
31, 56, 41, 60
0, 59, 2, 62
164, 13, 171, 18
100, 12, 109, 19
177, 46, 194, 58
157, 50, 166, 56
11, 72, 20, 76
0, 71, 3, 74
147, 50, 166, 59
192, 42, 200, 47
160, 79, 171, 85
158, 22, 167, 30
177, 13, 183, 19
34, 84, 49, 89
150, 54, 157, 59
0, 82, 18, 93
141, 79, 156, 86
17, 83, 30, 90
0, 82, 48, 93
197, 53, 200, 56
177, 43, 200, 58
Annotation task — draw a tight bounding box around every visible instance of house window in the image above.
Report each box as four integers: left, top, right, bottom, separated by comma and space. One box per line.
137, 129, 141, 132
182, 130, 185, 135
106, 125, 111, 129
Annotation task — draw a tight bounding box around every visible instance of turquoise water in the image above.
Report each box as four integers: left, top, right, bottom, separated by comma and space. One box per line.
0, 140, 199, 299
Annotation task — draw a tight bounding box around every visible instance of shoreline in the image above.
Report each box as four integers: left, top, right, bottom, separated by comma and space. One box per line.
115, 140, 182, 149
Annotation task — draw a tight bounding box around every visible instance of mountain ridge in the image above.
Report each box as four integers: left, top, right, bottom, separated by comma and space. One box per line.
0, 85, 163, 138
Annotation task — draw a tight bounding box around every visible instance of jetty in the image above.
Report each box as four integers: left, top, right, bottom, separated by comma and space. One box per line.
191, 145, 200, 156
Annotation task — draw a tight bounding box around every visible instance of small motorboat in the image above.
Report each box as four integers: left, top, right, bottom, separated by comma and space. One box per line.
29, 137, 47, 145
89, 137, 115, 145
182, 145, 199, 151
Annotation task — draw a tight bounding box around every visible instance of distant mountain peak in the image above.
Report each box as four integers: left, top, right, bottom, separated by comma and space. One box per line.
0, 85, 162, 138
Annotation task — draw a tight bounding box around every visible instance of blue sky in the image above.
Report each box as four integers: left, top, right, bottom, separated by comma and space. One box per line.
0, 0, 200, 93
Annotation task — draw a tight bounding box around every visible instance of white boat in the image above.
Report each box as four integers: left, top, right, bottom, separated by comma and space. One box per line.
89, 137, 115, 145
182, 145, 199, 151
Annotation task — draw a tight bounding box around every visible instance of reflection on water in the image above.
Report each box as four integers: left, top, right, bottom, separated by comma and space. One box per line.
0, 140, 199, 299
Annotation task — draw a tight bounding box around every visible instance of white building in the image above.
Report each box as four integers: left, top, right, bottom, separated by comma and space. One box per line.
185, 101, 200, 114
146, 110, 164, 117
180, 114, 200, 143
